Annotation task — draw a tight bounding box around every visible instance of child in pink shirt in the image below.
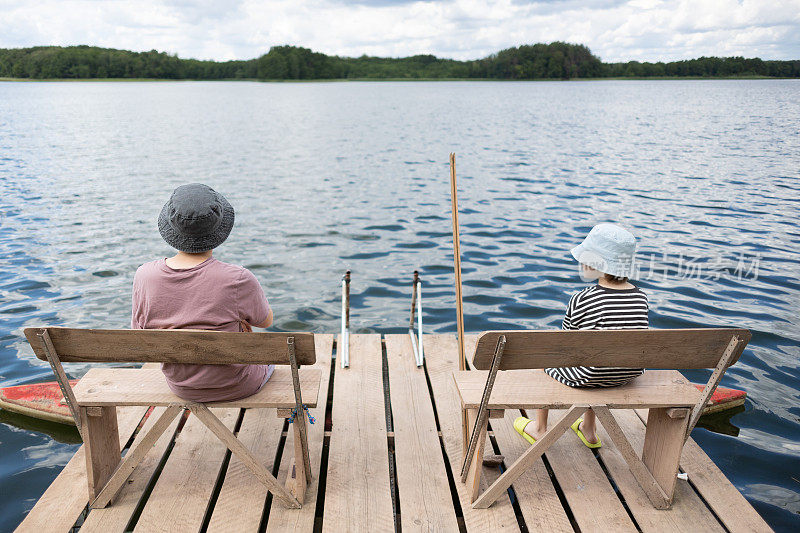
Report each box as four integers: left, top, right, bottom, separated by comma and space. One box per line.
131, 183, 275, 402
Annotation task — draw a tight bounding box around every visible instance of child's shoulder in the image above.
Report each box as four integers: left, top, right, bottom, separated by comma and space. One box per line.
569, 284, 647, 307
133, 258, 161, 278
569, 284, 602, 303
132, 260, 162, 292
209, 259, 262, 286
210, 258, 245, 273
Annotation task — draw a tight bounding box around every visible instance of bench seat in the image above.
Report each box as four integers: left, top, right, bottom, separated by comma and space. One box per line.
453, 369, 701, 410
74, 367, 321, 408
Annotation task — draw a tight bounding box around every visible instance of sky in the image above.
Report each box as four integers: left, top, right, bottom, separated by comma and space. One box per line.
1, 0, 799, 63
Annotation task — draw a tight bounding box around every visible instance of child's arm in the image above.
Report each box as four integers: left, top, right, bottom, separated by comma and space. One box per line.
561, 292, 580, 330
237, 268, 272, 330
131, 266, 144, 330
250, 309, 274, 329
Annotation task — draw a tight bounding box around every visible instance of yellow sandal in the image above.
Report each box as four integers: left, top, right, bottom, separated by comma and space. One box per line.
571, 418, 602, 448
513, 416, 537, 445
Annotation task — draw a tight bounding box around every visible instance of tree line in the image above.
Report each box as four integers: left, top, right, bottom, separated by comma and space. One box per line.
1, 43, 798, 80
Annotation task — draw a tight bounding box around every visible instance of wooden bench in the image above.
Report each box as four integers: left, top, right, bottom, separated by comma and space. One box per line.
453, 328, 750, 510
24, 326, 322, 510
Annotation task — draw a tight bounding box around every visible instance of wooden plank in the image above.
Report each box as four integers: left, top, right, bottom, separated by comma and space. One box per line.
595, 409, 725, 532
465, 335, 573, 532
322, 334, 393, 533
463, 334, 572, 530
14, 405, 151, 533
641, 407, 689, 502
471, 329, 750, 370
465, 408, 489, 502
287, 410, 310, 501
667, 408, 690, 418
189, 403, 300, 508
473, 406, 584, 509
384, 334, 459, 532
206, 408, 283, 531
24, 327, 317, 365
14, 363, 161, 533
80, 406, 183, 533
81, 405, 122, 500
423, 334, 520, 531
686, 335, 743, 438
208, 333, 331, 531
490, 410, 573, 532
635, 410, 773, 533
90, 405, 183, 508
39, 329, 83, 428
592, 406, 670, 509
543, 409, 639, 532
73, 367, 321, 408
460, 334, 506, 485
287, 337, 313, 486
455, 369, 701, 409
133, 408, 239, 532
267, 335, 335, 532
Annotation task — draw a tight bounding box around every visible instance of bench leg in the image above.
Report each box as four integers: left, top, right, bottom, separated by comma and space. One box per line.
592, 406, 670, 509
472, 405, 585, 509
287, 408, 311, 503
81, 406, 121, 501
189, 403, 301, 508
90, 405, 184, 508
462, 411, 469, 459
465, 408, 488, 502
642, 407, 690, 505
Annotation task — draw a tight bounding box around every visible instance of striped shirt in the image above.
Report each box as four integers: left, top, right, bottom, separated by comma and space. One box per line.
545, 284, 648, 388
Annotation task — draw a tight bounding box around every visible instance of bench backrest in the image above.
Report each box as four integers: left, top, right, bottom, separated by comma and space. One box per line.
24, 327, 316, 366
471, 328, 750, 371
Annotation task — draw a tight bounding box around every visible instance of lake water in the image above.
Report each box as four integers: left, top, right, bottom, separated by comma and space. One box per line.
0, 79, 798, 531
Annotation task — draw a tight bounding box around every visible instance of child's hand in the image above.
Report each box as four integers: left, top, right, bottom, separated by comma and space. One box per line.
240, 320, 253, 332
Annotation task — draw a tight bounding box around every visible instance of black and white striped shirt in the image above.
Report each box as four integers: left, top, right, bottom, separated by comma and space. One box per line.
545, 284, 648, 388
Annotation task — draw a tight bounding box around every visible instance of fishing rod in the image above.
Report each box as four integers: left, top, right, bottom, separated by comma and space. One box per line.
450, 153, 466, 372
449, 153, 469, 454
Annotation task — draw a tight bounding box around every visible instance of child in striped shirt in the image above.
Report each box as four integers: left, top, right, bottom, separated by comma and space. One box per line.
515, 223, 647, 448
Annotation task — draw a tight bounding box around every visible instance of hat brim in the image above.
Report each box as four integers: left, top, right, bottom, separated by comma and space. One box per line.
158, 195, 235, 253
570, 244, 584, 264
571, 243, 634, 278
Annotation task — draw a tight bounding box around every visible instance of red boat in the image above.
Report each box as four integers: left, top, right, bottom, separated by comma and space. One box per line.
0, 380, 78, 425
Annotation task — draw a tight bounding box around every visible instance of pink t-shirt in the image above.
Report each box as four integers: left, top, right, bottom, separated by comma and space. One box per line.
131, 257, 273, 402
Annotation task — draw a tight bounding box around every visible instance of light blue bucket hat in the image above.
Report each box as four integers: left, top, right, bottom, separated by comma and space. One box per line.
571, 223, 637, 278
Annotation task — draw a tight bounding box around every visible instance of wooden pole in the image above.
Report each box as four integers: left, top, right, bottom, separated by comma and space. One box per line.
449, 153, 466, 372
450, 153, 470, 459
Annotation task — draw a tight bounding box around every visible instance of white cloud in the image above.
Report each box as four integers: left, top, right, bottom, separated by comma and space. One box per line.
0, 0, 798, 62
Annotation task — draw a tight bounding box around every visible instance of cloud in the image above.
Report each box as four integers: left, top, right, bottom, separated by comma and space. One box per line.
0, 0, 798, 62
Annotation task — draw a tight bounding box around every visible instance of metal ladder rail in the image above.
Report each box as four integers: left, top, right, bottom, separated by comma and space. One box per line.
408, 271, 424, 367
340, 270, 351, 368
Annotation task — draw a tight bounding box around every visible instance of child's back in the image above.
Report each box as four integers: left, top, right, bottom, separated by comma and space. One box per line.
546, 283, 648, 388
132, 256, 272, 401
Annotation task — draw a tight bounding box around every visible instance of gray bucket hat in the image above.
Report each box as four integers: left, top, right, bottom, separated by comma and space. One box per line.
158, 183, 234, 253
571, 223, 637, 278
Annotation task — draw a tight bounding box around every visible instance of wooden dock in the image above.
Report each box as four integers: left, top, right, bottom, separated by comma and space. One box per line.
15, 334, 772, 532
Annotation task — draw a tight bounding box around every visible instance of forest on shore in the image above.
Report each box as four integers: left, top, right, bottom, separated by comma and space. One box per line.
1, 42, 798, 80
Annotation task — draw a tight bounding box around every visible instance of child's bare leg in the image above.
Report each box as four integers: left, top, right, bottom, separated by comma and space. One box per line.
579, 409, 599, 444
523, 409, 549, 440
